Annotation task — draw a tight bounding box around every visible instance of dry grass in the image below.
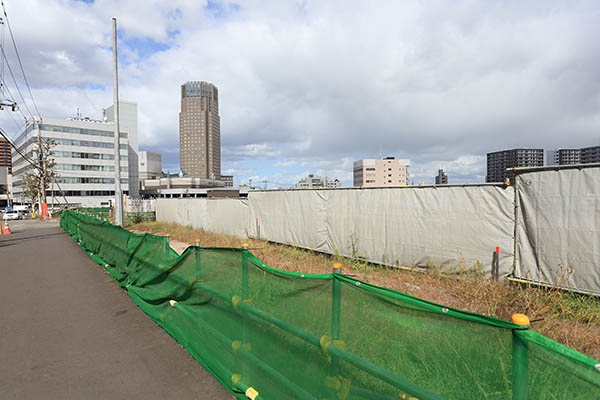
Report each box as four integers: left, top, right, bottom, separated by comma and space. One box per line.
131, 221, 600, 360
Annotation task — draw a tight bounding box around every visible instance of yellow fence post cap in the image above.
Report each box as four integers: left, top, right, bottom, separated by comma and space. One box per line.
511, 313, 530, 326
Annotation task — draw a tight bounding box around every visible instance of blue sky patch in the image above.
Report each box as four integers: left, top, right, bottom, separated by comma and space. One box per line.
123, 36, 170, 59
206, 1, 241, 20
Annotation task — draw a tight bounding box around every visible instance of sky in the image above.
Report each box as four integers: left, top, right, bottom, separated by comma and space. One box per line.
0, 0, 599, 187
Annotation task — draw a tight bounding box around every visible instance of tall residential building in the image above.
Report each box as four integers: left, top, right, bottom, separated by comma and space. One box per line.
435, 169, 448, 184
179, 81, 221, 180
580, 145, 600, 164
0, 137, 11, 173
11, 114, 134, 207
353, 157, 410, 187
486, 148, 543, 183
296, 174, 341, 189
105, 100, 139, 197
546, 149, 581, 166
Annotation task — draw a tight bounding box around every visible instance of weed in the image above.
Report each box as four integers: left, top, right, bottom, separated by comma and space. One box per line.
129, 221, 600, 360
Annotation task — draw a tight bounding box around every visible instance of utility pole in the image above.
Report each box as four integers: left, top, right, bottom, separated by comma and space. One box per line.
112, 17, 124, 226
36, 118, 46, 214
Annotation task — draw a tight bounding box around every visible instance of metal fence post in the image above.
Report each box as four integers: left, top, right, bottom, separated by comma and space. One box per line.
512, 313, 529, 400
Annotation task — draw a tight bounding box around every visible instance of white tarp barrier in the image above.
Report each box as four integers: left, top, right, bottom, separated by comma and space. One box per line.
249, 186, 514, 275
156, 198, 249, 238
516, 167, 600, 294
326, 187, 514, 275
248, 191, 329, 253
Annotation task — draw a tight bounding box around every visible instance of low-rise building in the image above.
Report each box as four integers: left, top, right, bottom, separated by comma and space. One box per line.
220, 175, 234, 188
139, 151, 162, 190
353, 157, 410, 187
296, 174, 340, 189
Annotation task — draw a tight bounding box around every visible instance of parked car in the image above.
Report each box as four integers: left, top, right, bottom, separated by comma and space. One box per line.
2, 210, 21, 220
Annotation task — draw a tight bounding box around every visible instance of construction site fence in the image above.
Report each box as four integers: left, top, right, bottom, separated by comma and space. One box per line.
60, 210, 600, 400
72, 207, 156, 225
155, 166, 600, 295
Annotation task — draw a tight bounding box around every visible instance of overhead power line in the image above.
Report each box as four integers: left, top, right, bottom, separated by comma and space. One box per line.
0, 42, 32, 118
1, 0, 41, 117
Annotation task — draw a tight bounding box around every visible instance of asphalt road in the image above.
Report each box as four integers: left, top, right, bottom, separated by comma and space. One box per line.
0, 219, 233, 400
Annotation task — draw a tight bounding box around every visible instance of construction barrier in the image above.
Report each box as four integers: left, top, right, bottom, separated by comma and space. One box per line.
60, 210, 600, 399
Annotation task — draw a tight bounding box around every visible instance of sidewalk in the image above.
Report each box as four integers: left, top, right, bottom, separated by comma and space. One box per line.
0, 220, 233, 400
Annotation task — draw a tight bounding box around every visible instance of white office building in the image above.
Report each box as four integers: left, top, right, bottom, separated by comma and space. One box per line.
11, 106, 138, 207
139, 151, 162, 191
106, 101, 139, 197
295, 174, 341, 189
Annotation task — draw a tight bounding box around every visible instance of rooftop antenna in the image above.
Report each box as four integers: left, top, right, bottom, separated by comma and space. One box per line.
380, 144, 383, 159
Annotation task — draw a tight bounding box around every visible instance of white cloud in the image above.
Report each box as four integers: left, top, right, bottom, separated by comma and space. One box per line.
1, 0, 600, 187
274, 160, 297, 167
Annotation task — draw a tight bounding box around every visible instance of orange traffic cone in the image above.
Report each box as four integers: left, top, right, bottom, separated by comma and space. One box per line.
2, 219, 12, 235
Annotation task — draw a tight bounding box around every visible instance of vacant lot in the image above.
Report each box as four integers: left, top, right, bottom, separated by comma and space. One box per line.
131, 221, 600, 360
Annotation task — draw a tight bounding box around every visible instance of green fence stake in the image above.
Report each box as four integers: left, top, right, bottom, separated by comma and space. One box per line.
194, 239, 201, 278
332, 263, 342, 377
242, 244, 249, 300
512, 314, 529, 400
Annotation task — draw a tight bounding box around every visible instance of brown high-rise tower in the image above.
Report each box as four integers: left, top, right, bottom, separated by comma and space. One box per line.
179, 81, 221, 179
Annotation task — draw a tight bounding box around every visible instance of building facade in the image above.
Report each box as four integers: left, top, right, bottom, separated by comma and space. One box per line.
486, 148, 543, 183
0, 137, 11, 174
139, 151, 162, 191
546, 149, 581, 166
296, 174, 341, 189
11, 115, 134, 207
179, 81, 221, 180
580, 146, 600, 164
220, 175, 234, 188
435, 169, 448, 184
105, 101, 139, 197
353, 157, 410, 187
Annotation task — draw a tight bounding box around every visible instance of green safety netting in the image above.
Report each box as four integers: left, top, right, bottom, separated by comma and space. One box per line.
60, 210, 600, 400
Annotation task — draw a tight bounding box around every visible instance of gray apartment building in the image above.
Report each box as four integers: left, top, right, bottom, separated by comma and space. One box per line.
0, 137, 11, 174
486, 148, 543, 183
580, 146, 600, 164
179, 81, 221, 180
435, 169, 448, 184
546, 146, 600, 166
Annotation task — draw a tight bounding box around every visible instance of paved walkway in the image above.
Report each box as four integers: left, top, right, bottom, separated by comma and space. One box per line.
0, 220, 233, 400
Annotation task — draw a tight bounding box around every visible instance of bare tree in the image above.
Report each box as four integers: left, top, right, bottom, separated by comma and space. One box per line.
22, 138, 57, 210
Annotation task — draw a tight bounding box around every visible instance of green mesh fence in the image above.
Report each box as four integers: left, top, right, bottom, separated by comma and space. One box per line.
60, 210, 600, 400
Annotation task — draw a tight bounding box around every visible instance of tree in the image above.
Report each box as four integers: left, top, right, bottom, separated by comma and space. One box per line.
22, 137, 57, 209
